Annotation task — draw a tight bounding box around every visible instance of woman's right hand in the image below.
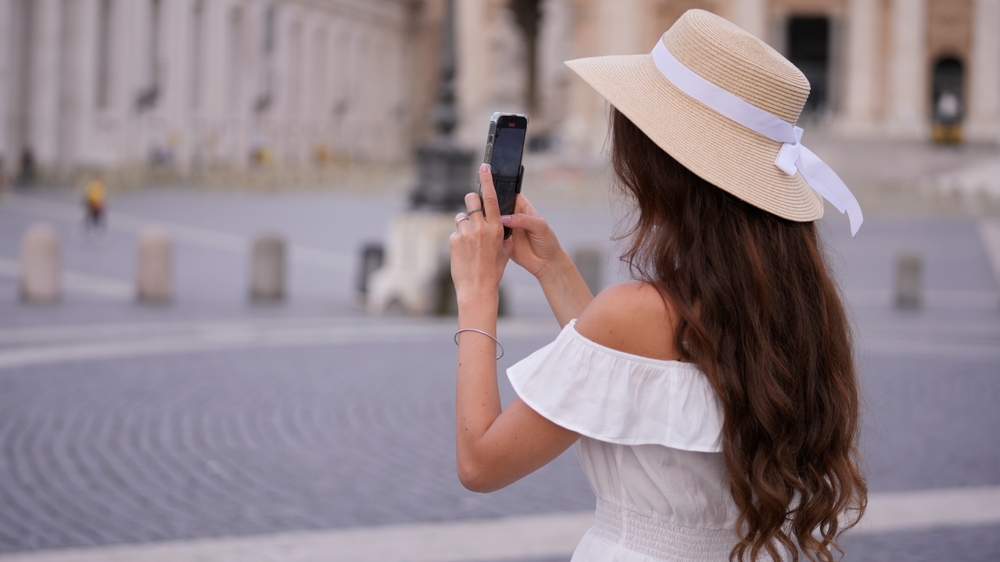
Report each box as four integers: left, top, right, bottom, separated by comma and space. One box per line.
502, 193, 594, 326
501, 194, 563, 279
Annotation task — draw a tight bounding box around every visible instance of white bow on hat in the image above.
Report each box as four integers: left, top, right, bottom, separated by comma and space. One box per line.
652, 40, 863, 236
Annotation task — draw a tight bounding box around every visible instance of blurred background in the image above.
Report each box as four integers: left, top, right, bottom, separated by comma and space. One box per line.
0, 1, 998, 561
0, 0, 998, 180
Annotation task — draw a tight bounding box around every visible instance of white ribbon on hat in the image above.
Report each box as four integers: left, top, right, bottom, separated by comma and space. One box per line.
651, 40, 863, 236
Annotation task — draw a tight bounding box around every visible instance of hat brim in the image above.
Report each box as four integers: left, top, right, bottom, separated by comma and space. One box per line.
566, 54, 823, 223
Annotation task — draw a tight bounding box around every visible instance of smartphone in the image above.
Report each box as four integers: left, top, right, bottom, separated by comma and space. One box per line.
480, 112, 527, 239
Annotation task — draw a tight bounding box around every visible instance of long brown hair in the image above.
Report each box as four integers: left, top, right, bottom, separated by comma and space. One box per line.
609, 109, 866, 562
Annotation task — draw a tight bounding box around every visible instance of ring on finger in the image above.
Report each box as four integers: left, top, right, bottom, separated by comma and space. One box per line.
466, 207, 483, 215
455, 215, 470, 224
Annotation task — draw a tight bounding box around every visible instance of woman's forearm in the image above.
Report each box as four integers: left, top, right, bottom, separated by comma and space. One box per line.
537, 250, 595, 327
454, 291, 503, 482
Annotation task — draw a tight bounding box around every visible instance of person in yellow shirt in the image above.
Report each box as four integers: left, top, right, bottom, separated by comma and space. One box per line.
83, 175, 107, 233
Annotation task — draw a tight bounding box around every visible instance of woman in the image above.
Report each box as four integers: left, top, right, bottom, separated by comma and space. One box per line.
449, 10, 866, 562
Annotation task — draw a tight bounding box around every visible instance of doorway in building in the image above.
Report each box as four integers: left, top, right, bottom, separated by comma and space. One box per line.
931, 57, 963, 123
931, 56, 964, 143
786, 17, 830, 114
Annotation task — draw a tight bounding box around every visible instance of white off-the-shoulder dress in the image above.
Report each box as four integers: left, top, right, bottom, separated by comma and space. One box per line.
507, 320, 741, 562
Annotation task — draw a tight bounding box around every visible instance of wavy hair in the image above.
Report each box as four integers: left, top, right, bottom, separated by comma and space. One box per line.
609, 109, 866, 562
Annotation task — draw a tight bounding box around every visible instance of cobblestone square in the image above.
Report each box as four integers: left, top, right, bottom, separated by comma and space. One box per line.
1, 166, 999, 560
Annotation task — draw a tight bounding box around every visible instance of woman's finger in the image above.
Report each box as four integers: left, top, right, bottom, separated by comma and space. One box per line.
478, 164, 500, 218
502, 212, 548, 234
514, 193, 539, 217
464, 193, 483, 220
455, 212, 471, 230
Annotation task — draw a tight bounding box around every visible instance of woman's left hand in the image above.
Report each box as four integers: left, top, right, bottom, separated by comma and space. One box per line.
449, 164, 511, 307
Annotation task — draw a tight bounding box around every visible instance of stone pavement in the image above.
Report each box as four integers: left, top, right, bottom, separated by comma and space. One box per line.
1, 153, 1000, 561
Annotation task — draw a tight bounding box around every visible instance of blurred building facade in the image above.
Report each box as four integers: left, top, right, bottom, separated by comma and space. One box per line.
0, 0, 424, 178
454, 0, 1000, 157
1, 0, 998, 180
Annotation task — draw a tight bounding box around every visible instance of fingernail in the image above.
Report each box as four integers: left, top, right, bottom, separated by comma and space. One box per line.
501, 215, 512, 225
480, 163, 489, 173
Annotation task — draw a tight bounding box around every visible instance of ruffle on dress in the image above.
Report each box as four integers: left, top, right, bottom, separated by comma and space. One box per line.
507, 320, 724, 453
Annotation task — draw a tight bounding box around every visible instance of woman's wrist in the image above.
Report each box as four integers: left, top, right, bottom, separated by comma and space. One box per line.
535, 249, 574, 287
532, 248, 594, 326
456, 287, 499, 313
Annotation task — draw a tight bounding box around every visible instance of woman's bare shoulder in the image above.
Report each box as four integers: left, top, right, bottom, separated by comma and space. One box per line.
575, 281, 682, 361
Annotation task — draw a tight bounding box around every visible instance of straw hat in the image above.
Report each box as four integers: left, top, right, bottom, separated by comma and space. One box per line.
566, 9, 824, 223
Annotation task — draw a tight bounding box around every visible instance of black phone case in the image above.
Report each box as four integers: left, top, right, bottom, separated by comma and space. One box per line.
477, 165, 523, 240
503, 165, 524, 240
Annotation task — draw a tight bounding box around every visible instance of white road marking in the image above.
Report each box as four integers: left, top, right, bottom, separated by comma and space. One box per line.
0, 194, 354, 272
0, 310, 996, 369
858, 485, 1000, 533
0, 316, 347, 346
0, 511, 594, 562
0, 486, 996, 561
0, 318, 561, 370
0, 257, 132, 299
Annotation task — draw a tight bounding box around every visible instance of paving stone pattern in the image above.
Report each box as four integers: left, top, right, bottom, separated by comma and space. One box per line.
0, 318, 997, 558
0, 338, 593, 552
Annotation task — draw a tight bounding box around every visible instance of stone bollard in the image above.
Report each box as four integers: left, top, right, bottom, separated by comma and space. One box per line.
136, 227, 173, 303
573, 247, 603, 296
19, 223, 61, 303
356, 242, 385, 304
895, 253, 922, 309
250, 234, 286, 302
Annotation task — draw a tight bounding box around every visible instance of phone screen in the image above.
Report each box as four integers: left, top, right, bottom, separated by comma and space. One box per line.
492, 126, 526, 178
487, 115, 527, 224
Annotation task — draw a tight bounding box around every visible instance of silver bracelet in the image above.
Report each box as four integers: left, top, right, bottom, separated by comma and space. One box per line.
454, 328, 504, 360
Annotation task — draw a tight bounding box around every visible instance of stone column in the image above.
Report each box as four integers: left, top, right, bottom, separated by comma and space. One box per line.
535, 0, 573, 137
887, 0, 927, 138
186, 0, 205, 168
566, 0, 642, 157
561, 0, 601, 158
385, 30, 406, 161
968, 0, 1000, 142
597, 0, 643, 55
70, 0, 100, 167
55, 0, 87, 170
28, 0, 61, 164
560, 0, 646, 158
193, 0, 224, 165
244, 0, 265, 167
114, 0, 140, 163
729, 0, 768, 41
455, 0, 491, 149
0, 0, 11, 165
160, 0, 187, 165
229, 2, 248, 166
842, 0, 880, 133
270, 3, 290, 162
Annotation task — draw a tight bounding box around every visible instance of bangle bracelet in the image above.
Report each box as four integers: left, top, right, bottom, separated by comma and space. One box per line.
454, 328, 504, 360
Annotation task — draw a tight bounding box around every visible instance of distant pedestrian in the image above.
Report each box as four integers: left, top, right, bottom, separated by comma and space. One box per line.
80, 174, 108, 239
449, 10, 866, 562
17, 147, 36, 187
